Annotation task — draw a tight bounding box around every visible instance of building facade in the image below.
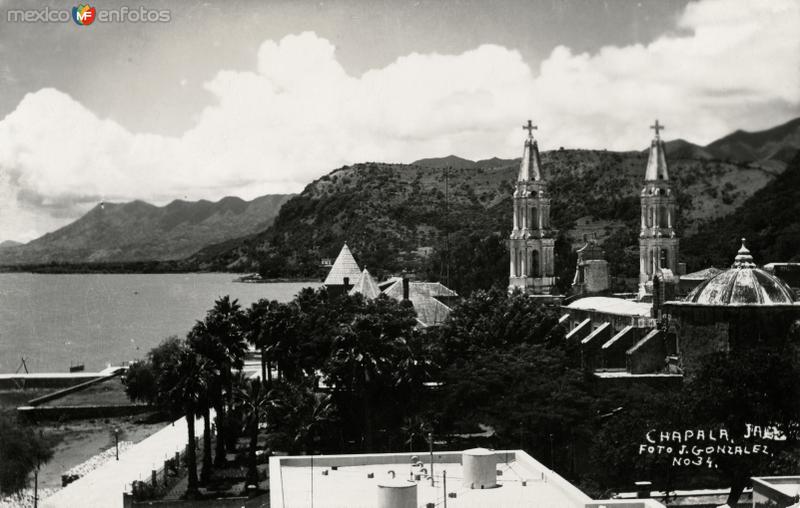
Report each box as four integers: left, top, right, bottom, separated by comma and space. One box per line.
509, 121, 557, 294
639, 120, 679, 298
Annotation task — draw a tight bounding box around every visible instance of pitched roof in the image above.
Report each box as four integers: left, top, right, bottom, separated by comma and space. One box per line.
577, 240, 605, 261
348, 268, 381, 299
412, 296, 454, 327
680, 267, 722, 281
382, 280, 458, 299
323, 244, 362, 285
381, 280, 458, 326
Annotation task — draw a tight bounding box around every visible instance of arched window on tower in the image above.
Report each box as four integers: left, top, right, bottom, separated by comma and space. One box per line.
532, 206, 539, 230
531, 250, 540, 277
660, 249, 669, 270
649, 249, 656, 275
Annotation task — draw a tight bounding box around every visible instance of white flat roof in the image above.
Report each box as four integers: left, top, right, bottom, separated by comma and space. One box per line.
271, 450, 592, 508
566, 297, 652, 317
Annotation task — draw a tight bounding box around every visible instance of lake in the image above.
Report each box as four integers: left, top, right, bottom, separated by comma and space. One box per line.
0, 273, 320, 373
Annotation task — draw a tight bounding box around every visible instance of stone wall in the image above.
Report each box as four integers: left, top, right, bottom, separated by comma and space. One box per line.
124, 494, 249, 508
18, 404, 153, 422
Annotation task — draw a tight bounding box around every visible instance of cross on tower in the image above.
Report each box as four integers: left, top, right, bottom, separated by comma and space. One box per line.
523, 120, 537, 138
650, 119, 665, 138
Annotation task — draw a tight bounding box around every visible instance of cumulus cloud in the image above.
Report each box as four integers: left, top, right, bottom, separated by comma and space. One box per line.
0, 0, 798, 241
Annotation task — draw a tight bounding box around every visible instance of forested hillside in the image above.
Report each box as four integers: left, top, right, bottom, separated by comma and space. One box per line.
190, 147, 783, 292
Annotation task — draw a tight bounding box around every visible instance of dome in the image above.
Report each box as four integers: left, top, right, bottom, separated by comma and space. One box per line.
684, 239, 796, 306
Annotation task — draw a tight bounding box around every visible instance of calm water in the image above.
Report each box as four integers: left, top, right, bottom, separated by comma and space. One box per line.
0, 273, 319, 373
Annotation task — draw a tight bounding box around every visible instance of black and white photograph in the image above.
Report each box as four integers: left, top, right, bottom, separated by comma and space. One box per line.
0, 0, 799, 507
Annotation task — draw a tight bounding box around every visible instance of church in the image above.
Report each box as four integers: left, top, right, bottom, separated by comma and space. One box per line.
508, 119, 800, 383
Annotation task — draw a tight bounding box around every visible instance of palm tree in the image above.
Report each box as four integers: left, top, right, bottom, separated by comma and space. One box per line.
269, 380, 334, 454
188, 296, 247, 467
159, 343, 211, 499
246, 300, 278, 385
322, 296, 420, 450
188, 321, 227, 467
232, 374, 272, 486
197, 364, 220, 485
327, 318, 393, 450
247, 300, 301, 383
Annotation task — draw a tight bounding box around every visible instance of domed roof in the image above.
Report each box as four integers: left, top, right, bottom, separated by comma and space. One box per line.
684, 239, 796, 306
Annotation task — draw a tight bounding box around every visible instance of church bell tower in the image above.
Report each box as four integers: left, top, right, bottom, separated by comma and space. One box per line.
509, 121, 557, 294
639, 120, 679, 298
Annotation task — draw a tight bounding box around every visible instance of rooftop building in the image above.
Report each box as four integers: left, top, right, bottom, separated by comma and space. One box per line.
323, 245, 458, 326
752, 476, 800, 508
675, 239, 797, 307
323, 243, 363, 290
382, 278, 457, 326
349, 268, 382, 299
269, 448, 651, 508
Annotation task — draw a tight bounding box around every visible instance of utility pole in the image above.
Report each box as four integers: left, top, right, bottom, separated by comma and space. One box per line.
445, 167, 450, 288
443, 470, 447, 508
113, 427, 121, 460
428, 432, 434, 487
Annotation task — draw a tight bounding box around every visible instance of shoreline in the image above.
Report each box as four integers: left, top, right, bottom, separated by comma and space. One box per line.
234, 274, 320, 283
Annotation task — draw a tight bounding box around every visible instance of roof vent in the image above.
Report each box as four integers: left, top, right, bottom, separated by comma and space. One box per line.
462, 448, 497, 489
377, 479, 417, 508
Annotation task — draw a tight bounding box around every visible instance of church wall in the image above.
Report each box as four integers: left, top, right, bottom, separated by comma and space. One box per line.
583, 260, 610, 293
627, 330, 666, 374
671, 318, 729, 379
581, 322, 611, 372
564, 307, 655, 336
601, 326, 641, 369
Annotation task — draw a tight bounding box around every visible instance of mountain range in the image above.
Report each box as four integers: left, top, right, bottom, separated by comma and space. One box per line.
1, 117, 798, 280
0, 195, 292, 265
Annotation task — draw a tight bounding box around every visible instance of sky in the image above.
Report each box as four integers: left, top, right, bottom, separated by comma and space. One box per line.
0, 0, 798, 242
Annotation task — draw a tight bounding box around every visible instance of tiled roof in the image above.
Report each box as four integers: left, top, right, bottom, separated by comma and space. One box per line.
323, 244, 362, 286
348, 268, 381, 299
411, 296, 453, 327
381, 280, 458, 326
680, 267, 722, 280
382, 280, 457, 299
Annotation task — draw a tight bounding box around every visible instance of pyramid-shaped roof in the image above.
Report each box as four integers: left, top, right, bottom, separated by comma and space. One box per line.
323, 243, 362, 285
349, 268, 381, 299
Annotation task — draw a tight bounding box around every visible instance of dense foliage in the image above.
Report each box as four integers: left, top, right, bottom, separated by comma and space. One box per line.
127, 284, 800, 503
0, 412, 54, 495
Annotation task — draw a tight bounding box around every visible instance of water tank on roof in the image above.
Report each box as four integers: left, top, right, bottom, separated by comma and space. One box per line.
462, 448, 497, 489
377, 479, 417, 508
